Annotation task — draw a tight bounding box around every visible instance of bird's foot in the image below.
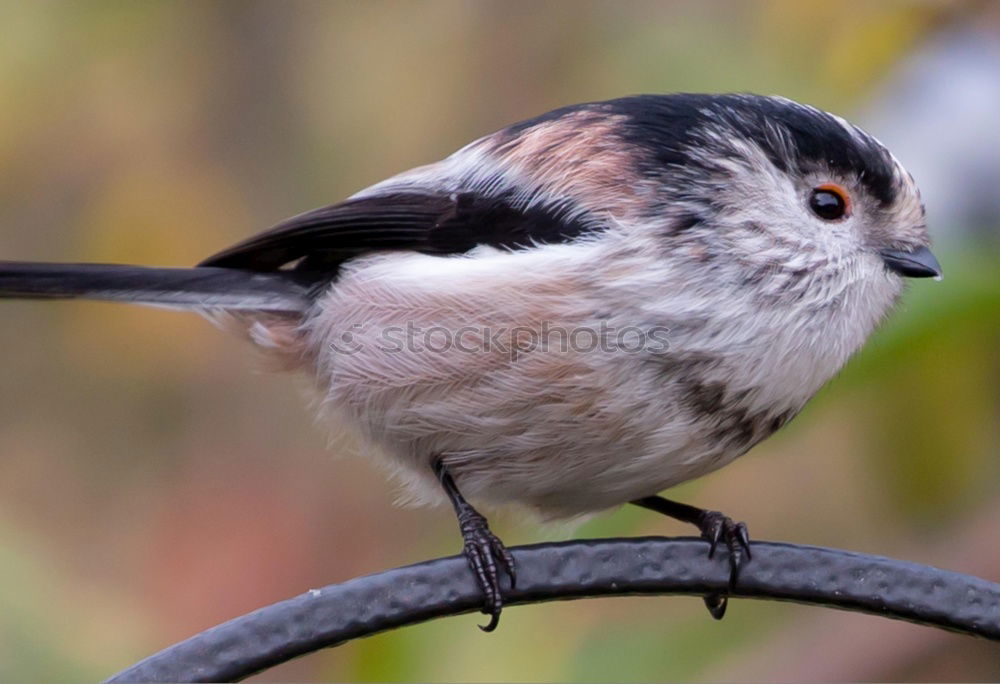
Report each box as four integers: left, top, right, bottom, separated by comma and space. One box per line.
456, 504, 516, 632
696, 510, 751, 619
630, 496, 753, 620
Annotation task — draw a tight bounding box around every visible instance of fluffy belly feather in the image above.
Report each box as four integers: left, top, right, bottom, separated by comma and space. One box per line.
295, 245, 805, 517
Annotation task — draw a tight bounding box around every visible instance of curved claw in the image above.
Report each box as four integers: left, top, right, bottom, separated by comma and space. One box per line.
735, 522, 752, 560
478, 611, 501, 633
725, 521, 752, 589
695, 510, 753, 605
727, 549, 744, 589
490, 535, 517, 590
703, 592, 728, 620
463, 539, 500, 628
705, 518, 724, 559
457, 508, 514, 632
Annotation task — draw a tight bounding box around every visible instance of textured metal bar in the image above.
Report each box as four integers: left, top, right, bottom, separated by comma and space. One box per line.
105, 538, 1000, 683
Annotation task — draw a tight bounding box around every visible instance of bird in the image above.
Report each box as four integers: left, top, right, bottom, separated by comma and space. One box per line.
0, 93, 941, 630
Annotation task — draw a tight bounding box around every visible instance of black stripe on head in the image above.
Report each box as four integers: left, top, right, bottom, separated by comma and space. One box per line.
603, 94, 900, 207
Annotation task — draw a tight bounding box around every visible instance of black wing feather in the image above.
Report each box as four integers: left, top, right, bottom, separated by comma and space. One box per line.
198, 189, 597, 274
199, 192, 455, 271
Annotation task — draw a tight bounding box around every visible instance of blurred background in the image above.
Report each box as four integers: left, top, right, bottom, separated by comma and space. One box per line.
0, 1, 998, 681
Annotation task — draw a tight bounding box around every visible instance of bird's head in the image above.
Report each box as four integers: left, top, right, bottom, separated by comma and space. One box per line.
611, 94, 940, 292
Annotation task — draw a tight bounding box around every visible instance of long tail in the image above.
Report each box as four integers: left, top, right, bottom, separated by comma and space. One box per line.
0, 262, 311, 313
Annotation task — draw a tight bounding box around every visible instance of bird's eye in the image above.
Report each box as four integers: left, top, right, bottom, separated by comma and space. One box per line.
809, 184, 851, 221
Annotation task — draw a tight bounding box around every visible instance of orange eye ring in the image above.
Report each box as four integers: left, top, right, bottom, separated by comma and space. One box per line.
810, 183, 851, 221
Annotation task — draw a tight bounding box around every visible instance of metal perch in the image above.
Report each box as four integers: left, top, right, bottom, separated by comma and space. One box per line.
105, 537, 1000, 683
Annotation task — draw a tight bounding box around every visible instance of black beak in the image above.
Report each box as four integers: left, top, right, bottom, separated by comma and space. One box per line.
880, 245, 942, 279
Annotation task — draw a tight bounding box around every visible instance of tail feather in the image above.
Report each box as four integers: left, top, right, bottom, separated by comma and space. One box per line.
0, 262, 311, 312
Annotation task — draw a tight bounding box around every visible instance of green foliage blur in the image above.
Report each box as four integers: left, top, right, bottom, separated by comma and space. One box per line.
0, 2, 997, 681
